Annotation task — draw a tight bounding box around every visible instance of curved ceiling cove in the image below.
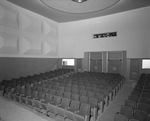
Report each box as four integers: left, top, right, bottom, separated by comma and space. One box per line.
40, 0, 120, 13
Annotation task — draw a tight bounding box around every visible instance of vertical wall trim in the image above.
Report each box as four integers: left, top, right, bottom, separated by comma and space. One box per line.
89, 52, 91, 71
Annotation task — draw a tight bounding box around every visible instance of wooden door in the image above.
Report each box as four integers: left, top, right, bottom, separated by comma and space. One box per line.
90, 52, 102, 72
108, 59, 122, 73
130, 59, 140, 80
90, 59, 102, 72
76, 59, 82, 72
107, 51, 123, 75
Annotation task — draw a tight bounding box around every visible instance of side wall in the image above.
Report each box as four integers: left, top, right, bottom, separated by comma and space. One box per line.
0, 0, 59, 81
0, 58, 59, 81
59, 6, 150, 58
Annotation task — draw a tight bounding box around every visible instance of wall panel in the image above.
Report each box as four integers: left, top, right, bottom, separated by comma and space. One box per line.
0, 6, 19, 29
0, 0, 59, 58
0, 31, 19, 55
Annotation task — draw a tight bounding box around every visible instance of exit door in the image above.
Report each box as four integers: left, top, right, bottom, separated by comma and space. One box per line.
108, 59, 122, 74
90, 59, 102, 72
107, 51, 125, 75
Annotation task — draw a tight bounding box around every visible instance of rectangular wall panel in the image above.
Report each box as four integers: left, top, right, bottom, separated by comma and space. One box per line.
0, 31, 19, 55
20, 36, 42, 55
0, 5, 19, 29
0, 0, 59, 58
21, 13, 42, 35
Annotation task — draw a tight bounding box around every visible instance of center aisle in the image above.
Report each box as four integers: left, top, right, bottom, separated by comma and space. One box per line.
98, 80, 136, 121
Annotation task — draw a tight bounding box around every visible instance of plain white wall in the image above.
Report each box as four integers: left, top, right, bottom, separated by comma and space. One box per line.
58, 6, 150, 58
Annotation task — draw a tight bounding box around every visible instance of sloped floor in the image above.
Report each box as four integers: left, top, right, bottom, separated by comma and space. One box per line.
0, 80, 136, 121
98, 80, 136, 121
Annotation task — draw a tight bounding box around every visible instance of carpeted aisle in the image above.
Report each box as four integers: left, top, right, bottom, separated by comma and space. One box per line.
98, 80, 136, 121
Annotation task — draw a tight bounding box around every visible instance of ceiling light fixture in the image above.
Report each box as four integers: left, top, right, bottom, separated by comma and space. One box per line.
72, 0, 87, 3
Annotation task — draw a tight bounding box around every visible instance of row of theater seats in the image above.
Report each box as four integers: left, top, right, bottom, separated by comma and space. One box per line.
1, 71, 124, 121
1, 69, 74, 88
114, 73, 150, 121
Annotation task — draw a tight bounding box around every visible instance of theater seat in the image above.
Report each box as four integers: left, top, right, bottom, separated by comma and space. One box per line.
114, 113, 128, 121
124, 99, 137, 109
65, 100, 80, 121
80, 96, 88, 103
71, 94, 80, 101
47, 96, 62, 118
56, 98, 71, 120
75, 103, 91, 121
88, 98, 98, 121
132, 110, 148, 121
129, 119, 139, 121
120, 105, 133, 119
137, 103, 150, 114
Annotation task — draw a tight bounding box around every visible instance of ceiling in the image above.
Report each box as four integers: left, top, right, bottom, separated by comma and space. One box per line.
6, 0, 150, 23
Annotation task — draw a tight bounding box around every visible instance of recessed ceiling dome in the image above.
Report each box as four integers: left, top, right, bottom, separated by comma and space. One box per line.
40, 0, 120, 13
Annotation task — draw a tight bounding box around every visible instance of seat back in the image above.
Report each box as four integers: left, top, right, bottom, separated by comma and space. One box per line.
69, 100, 80, 111
60, 98, 71, 108
137, 103, 150, 114
120, 105, 133, 119
79, 103, 91, 116
71, 94, 79, 101
128, 95, 139, 103
42, 88, 49, 93
63, 92, 71, 99
114, 114, 128, 121
95, 92, 105, 102
124, 99, 136, 109
72, 88, 79, 94
56, 90, 64, 97
88, 98, 98, 108
64, 87, 71, 93
38, 92, 45, 100
80, 96, 88, 103
32, 91, 38, 99
79, 86, 85, 90
45, 94, 53, 103
142, 93, 150, 98
50, 89, 56, 95
86, 87, 92, 91
79, 90, 87, 96
139, 97, 150, 105
53, 96, 62, 105
143, 89, 150, 93
133, 110, 148, 121
87, 91, 95, 98
131, 90, 141, 97
129, 119, 139, 121
58, 86, 65, 92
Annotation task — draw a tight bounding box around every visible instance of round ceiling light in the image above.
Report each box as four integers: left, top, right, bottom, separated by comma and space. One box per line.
41, 0, 120, 14
72, 0, 87, 3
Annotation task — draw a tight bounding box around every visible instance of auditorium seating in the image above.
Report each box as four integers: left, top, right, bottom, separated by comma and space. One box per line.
56, 97, 71, 120
114, 113, 128, 121
75, 103, 91, 121
114, 73, 150, 121
1, 69, 125, 121
119, 105, 133, 119
65, 100, 80, 121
